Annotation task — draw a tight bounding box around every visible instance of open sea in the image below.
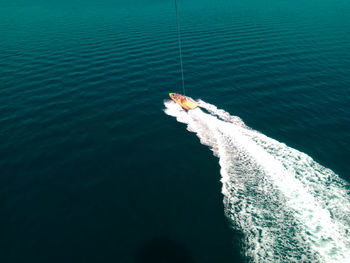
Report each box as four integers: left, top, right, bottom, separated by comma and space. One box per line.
1, 0, 350, 262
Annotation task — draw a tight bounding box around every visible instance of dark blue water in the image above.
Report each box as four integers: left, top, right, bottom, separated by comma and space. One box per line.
1, 0, 350, 262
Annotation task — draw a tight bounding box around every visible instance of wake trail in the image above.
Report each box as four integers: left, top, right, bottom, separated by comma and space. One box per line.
164, 100, 350, 262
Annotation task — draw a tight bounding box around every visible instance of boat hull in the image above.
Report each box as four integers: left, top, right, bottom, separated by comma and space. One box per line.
169, 93, 198, 110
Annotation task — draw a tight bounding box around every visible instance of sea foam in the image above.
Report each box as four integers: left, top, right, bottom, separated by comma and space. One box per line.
164, 99, 350, 262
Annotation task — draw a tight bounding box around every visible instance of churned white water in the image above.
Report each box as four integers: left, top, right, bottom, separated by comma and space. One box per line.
164, 99, 350, 262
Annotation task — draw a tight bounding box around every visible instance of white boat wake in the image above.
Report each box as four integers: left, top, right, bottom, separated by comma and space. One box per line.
164, 99, 350, 262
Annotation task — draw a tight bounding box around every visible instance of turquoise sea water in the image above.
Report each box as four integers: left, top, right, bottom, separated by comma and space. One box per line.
1, 0, 350, 262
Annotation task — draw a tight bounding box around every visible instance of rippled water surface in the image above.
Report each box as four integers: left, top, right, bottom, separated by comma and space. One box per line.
1, 0, 350, 262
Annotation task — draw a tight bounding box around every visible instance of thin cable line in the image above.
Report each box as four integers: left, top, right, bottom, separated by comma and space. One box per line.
175, 0, 185, 95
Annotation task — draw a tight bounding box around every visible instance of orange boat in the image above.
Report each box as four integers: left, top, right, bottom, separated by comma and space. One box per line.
169, 93, 198, 110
